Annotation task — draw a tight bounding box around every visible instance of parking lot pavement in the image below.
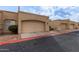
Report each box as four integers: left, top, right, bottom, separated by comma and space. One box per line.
0, 31, 79, 52
54, 31, 79, 52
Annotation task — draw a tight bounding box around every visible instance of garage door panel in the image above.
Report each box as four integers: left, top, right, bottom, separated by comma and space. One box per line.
70, 25, 74, 29
22, 21, 45, 33
61, 23, 68, 30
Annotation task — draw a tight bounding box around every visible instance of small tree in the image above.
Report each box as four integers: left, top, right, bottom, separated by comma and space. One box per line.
8, 25, 18, 34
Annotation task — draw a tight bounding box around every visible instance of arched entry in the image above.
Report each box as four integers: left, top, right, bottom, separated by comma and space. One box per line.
3, 19, 16, 33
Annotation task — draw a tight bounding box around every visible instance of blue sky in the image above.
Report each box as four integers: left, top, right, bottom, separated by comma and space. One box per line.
0, 6, 18, 11
0, 6, 79, 22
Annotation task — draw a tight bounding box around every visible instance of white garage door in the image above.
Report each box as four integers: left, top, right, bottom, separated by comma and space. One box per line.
22, 20, 45, 33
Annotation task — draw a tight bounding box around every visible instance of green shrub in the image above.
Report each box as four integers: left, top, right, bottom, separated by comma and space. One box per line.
49, 26, 54, 31
8, 25, 18, 34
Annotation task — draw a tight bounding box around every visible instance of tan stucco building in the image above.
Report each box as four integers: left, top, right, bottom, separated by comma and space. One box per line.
0, 10, 49, 34
49, 19, 79, 31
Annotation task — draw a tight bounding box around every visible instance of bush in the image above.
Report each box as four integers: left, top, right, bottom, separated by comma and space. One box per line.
8, 25, 18, 34
49, 26, 54, 31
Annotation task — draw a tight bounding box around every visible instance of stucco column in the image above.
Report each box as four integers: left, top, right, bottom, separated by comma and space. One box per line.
1, 12, 4, 34
45, 21, 49, 32
68, 21, 71, 30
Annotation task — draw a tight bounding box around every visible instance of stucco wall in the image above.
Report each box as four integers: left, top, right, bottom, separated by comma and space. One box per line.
18, 12, 48, 22
2, 11, 17, 20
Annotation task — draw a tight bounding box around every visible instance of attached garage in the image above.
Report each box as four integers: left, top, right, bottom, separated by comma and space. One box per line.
60, 23, 68, 30
21, 20, 45, 33
70, 24, 74, 29
18, 11, 49, 37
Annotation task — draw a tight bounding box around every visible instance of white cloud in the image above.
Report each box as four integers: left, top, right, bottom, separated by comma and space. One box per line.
39, 6, 53, 10
21, 6, 79, 22
69, 13, 79, 22
37, 6, 79, 22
